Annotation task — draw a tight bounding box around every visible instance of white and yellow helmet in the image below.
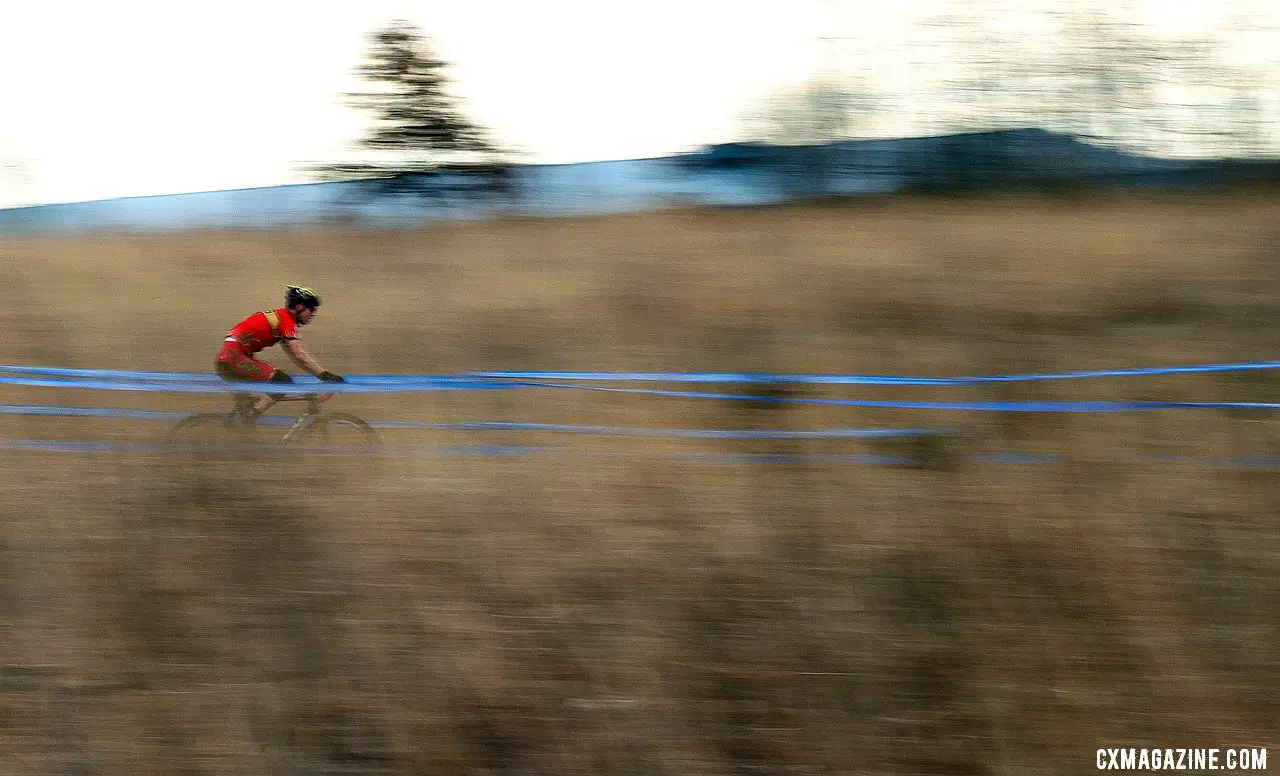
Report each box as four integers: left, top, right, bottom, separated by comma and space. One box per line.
285, 285, 321, 309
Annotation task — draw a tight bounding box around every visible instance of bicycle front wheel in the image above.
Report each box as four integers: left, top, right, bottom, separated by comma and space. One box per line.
296, 413, 380, 451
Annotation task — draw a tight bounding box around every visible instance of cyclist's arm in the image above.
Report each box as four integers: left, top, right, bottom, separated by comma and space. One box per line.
280, 339, 328, 378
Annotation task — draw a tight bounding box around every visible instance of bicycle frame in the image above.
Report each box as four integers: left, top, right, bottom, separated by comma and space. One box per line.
169, 391, 377, 449
240, 393, 334, 443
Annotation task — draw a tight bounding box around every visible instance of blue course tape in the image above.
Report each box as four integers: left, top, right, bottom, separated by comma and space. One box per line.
676, 452, 919, 465
0, 438, 174, 454
508, 381, 1280, 412
0, 365, 219, 381
2, 363, 1277, 409
0, 365, 513, 386
0, 404, 960, 438
0, 404, 190, 420
674, 452, 1069, 465
1, 435, 1278, 467
0, 437, 557, 457
399, 421, 961, 439
0, 374, 514, 393
6, 360, 1280, 387
475, 371, 959, 385
471, 361, 1280, 385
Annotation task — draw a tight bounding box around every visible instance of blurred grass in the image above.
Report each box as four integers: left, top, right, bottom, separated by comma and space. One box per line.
0, 190, 1278, 774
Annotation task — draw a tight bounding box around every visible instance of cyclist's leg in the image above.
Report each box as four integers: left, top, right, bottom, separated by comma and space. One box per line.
262, 370, 294, 410
215, 363, 259, 424
215, 345, 278, 419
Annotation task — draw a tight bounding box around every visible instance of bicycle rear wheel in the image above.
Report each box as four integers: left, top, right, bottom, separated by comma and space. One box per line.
296, 413, 380, 451
166, 413, 248, 447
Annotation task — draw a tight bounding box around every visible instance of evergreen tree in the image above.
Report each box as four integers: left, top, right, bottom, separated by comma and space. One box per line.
312, 20, 511, 202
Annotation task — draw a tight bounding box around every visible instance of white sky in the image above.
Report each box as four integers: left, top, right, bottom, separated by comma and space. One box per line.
0, 0, 1275, 209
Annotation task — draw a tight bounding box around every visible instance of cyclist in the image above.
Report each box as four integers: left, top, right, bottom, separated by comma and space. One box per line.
215, 285, 346, 423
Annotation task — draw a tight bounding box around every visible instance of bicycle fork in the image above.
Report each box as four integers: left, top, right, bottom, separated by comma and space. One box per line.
279, 414, 315, 444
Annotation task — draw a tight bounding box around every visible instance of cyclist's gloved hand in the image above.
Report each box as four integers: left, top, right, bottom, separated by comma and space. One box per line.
318, 371, 346, 383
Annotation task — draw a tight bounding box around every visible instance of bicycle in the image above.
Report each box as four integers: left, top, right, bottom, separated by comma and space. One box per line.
165, 392, 379, 449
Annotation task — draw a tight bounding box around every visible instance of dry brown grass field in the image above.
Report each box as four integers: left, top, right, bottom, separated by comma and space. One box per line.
1, 190, 1278, 774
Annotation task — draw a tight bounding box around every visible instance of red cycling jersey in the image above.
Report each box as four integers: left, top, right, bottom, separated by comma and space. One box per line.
224, 308, 299, 354
215, 307, 300, 382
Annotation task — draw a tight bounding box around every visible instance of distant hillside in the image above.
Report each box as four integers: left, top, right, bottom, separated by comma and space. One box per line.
2, 129, 1276, 232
